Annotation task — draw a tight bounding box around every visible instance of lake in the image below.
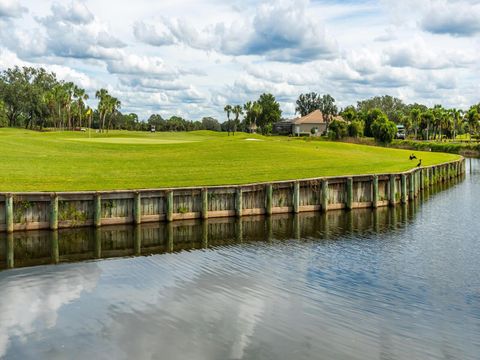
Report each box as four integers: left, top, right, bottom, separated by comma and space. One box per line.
0, 160, 479, 359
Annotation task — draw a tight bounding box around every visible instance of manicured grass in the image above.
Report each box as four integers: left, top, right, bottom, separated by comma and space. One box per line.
0, 128, 459, 191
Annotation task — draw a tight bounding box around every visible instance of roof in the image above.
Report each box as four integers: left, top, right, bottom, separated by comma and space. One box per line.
292, 110, 326, 125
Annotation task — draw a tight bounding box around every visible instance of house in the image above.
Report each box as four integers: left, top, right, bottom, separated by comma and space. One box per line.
292, 110, 328, 136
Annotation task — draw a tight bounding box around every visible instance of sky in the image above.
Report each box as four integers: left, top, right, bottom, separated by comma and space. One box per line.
0, 0, 479, 121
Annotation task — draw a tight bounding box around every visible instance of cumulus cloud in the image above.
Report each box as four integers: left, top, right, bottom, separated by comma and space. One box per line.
134, 0, 338, 63
420, 1, 480, 36
35, 1, 126, 60
0, 0, 27, 18
106, 54, 185, 80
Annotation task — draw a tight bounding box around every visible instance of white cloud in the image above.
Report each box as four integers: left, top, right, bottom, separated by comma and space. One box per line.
0, 0, 27, 18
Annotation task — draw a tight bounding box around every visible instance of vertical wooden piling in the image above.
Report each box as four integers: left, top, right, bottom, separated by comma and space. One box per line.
346, 178, 353, 210
94, 228, 102, 258
293, 181, 300, 213
409, 173, 415, 200
293, 214, 301, 239
372, 175, 378, 208
166, 190, 174, 222
94, 193, 102, 227
235, 218, 243, 242
265, 184, 273, 216
167, 222, 174, 252
50, 194, 58, 230
201, 188, 208, 219
321, 179, 329, 212
401, 174, 407, 204
5, 194, 13, 233
389, 174, 396, 206
134, 192, 141, 225
202, 220, 208, 248
235, 188, 242, 217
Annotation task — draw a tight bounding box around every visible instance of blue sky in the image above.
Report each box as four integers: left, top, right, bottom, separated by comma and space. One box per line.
0, 0, 479, 121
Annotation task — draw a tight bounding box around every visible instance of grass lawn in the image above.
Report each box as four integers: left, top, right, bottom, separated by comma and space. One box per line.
0, 128, 460, 192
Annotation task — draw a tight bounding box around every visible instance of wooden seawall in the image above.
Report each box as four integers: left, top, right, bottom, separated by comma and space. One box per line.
0, 159, 465, 233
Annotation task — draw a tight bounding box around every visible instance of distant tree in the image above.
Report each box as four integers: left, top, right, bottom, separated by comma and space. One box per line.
256, 93, 281, 134
348, 120, 364, 138
420, 110, 434, 140
148, 114, 166, 131
232, 105, 243, 136
340, 105, 357, 122
319, 94, 338, 126
466, 107, 479, 141
295, 92, 321, 116
364, 108, 385, 137
357, 95, 407, 124
0, 99, 7, 127
223, 104, 232, 135
328, 119, 348, 140
410, 108, 421, 140
201, 117, 221, 131
371, 113, 397, 143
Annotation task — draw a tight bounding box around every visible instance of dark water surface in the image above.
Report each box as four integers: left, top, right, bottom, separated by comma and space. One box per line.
0, 161, 479, 360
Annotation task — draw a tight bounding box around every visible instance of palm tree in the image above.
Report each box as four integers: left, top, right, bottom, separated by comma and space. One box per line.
251, 102, 262, 133
466, 107, 479, 142
74, 86, 88, 128
410, 108, 421, 140
224, 104, 232, 136
63, 82, 75, 129
95, 88, 109, 132
232, 105, 243, 136
106, 96, 121, 132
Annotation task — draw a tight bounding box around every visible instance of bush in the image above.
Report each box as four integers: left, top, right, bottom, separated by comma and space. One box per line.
348, 120, 364, 138
371, 114, 396, 143
328, 119, 348, 140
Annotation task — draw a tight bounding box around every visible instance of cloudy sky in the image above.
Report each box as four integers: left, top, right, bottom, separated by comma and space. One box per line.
0, 0, 479, 121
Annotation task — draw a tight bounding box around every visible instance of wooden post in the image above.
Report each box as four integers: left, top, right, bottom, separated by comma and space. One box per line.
266, 216, 273, 242
50, 194, 58, 230
6, 233, 14, 269
401, 174, 407, 204
372, 175, 378, 208
419, 169, 424, 189
293, 181, 300, 213
409, 173, 415, 200
265, 183, 273, 216
134, 225, 141, 255
293, 214, 301, 239
166, 190, 174, 222
5, 194, 13, 233
389, 174, 396, 206
235, 188, 242, 217
321, 179, 329, 212
346, 178, 353, 210
201, 188, 208, 219
133, 192, 141, 225
51, 230, 59, 264
94, 193, 102, 227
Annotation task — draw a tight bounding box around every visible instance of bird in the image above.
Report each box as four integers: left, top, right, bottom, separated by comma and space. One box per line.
416, 159, 422, 167
409, 153, 417, 160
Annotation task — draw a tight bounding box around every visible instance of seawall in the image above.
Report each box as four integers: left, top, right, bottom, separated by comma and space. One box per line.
0, 158, 465, 233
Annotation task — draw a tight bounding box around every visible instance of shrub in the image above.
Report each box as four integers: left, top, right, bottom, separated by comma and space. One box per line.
328, 119, 348, 140
371, 114, 397, 143
348, 120, 364, 138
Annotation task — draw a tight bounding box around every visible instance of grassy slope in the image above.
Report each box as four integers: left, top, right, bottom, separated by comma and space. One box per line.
0, 128, 459, 191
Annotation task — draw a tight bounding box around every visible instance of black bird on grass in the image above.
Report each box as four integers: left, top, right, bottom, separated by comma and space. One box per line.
409, 153, 417, 160
416, 159, 422, 167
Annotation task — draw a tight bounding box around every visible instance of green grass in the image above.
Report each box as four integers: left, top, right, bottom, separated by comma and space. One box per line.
0, 128, 459, 191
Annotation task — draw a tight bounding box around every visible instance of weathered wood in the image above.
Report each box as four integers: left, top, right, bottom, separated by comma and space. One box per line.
201, 188, 208, 219
134, 192, 142, 225
265, 184, 273, 216
346, 178, 353, 210
401, 174, 407, 204
202, 220, 208, 248
166, 190, 174, 222
372, 175, 378, 208
321, 180, 329, 212
50, 194, 59, 230
5, 194, 13, 233
389, 174, 396, 206
94, 228, 102, 258
409, 172, 415, 200
134, 225, 141, 255
94, 193, 102, 227
235, 188, 243, 217
293, 182, 300, 213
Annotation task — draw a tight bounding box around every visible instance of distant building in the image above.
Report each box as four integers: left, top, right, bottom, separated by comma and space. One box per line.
273, 110, 344, 136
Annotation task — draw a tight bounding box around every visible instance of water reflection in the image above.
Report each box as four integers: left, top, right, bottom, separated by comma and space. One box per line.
0, 179, 460, 271
0, 173, 477, 360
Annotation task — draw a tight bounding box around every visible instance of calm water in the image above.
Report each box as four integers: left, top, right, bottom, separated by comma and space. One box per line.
0, 161, 479, 360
